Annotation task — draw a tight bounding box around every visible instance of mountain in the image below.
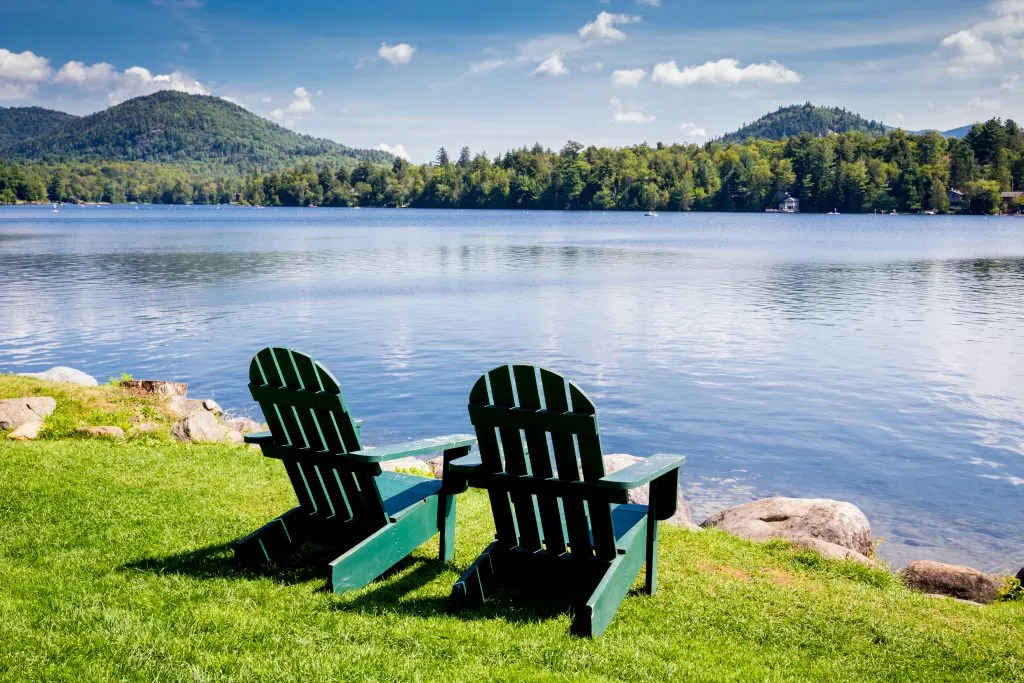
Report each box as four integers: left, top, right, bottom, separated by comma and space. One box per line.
721, 103, 888, 143
0, 91, 389, 173
0, 106, 79, 149
938, 125, 973, 139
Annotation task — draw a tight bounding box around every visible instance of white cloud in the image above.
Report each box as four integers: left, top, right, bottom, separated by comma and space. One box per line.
579, 12, 642, 42
610, 97, 654, 123
967, 95, 1001, 110
652, 58, 800, 86
940, 0, 1024, 71
0, 82, 38, 101
377, 143, 410, 160
611, 68, 646, 87
0, 48, 51, 82
1002, 74, 1020, 89
534, 54, 569, 77
679, 122, 707, 138
107, 66, 208, 104
468, 58, 510, 74
378, 42, 415, 66
636, 0, 661, 5
54, 61, 117, 89
269, 86, 315, 126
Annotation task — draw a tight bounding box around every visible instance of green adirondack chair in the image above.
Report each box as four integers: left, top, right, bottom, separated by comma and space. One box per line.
237, 346, 476, 594
447, 364, 685, 637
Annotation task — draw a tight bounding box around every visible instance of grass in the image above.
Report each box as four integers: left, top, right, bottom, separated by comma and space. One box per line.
0, 437, 1022, 682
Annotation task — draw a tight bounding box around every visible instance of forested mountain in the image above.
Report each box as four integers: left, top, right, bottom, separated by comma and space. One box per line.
0, 107, 78, 149
0, 92, 389, 173
723, 104, 888, 143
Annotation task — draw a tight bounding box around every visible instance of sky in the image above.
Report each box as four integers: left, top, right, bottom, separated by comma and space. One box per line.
0, 0, 1021, 162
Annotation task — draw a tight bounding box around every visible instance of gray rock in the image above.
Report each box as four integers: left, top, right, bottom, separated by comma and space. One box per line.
903, 560, 1000, 604
786, 536, 876, 567
19, 366, 97, 387
701, 497, 873, 556
0, 397, 57, 430
224, 416, 263, 434
171, 411, 225, 443
167, 395, 206, 418
426, 456, 446, 479
603, 453, 697, 530
7, 420, 43, 441
77, 425, 125, 440
202, 399, 223, 416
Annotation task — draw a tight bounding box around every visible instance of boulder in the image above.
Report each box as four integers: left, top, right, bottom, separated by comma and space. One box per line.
77, 426, 125, 440
8, 421, 43, 441
903, 560, 1000, 604
224, 417, 263, 434
787, 536, 876, 567
19, 367, 97, 387
0, 397, 57, 430
167, 395, 206, 418
426, 456, 446, 479
202, 399, 223, 416
701, 497, 873, 556
603, 454, 697, 530
171, 411, 225, 444
226, 430, 245, 445
380, 457, 433, 476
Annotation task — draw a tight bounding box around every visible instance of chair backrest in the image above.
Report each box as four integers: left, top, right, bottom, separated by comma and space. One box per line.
467, 364, 619, 561
249, 347, 387, 529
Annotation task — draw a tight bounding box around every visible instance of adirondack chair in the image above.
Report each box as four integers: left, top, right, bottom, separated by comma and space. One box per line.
447, 364, 685, 637
238, 346, 476, 594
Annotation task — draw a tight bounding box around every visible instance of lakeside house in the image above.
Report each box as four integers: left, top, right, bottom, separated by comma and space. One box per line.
948, 188, 964, 211
779, 194, 799, 213
1001, 191, 1023, 212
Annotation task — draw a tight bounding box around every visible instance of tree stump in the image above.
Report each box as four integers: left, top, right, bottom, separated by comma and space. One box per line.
120, 380, 188, 397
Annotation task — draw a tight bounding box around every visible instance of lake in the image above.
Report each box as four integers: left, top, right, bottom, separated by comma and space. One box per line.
2, 205, 1022, 572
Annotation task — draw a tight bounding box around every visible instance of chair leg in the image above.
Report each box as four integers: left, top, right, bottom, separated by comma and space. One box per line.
234, 507, 311, 566
450, 541, 502, 611
573, 517, 648, 638
438, 493, 456, 563
328, 497, 438, 594
645, 499, 659, 595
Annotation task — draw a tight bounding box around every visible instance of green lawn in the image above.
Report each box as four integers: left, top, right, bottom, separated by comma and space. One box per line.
0, 438, 1021, 682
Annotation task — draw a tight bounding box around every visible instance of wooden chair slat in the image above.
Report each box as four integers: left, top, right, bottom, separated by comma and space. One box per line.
468, 374, 518, 544
540, 368, 593, 558
513, 364, 565, 555
489, 366, 541, 551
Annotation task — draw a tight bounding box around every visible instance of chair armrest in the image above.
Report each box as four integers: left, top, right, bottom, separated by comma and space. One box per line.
596, 454, 685, 490
243, 431, 275, 445
447, 453, 485, 474
347, 434, 477, 463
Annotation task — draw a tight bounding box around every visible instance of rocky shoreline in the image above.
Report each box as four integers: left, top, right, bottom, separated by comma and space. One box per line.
3, 365, 1021, 606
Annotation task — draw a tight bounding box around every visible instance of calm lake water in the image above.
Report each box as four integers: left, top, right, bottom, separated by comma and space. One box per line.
2, 205, 1022, 571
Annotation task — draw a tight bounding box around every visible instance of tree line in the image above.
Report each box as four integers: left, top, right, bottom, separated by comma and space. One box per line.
2, 118, 1022, 214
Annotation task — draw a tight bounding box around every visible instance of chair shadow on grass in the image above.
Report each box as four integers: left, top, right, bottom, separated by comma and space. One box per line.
123, 541, 609, 629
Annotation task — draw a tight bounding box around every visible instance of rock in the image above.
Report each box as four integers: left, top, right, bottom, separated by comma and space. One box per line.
224, 417, 263, 434
202, 399, 223, 416
0, 397, 57, 430
226, 430, 245, 445
701, 497, 872, 556
903, 560, 1000, 604
426, 456, 446, 479
120, 380, 187, 397
78, 426, 125, 440
8, 421, 43, 441
380, 456, 432, 476
787, 536, 876, 567
131, 422, 161, 435
19, 366, 97, 387
167, 395, 206, 418
604, 454, 698, 531
171, 411, 225, 444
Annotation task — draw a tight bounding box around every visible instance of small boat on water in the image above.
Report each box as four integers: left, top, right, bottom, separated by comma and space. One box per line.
644, 210, 658, 217
51, 203, 59, 213
827, 208, 840, 215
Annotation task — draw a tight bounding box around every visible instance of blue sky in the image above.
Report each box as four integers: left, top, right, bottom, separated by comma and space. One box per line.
0, 0, 1021, 161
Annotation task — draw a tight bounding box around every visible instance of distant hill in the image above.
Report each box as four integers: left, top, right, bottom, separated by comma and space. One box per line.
0, 106, 78, 149
0, 91, 389, 173
722, 103, 888, 143
938, 125, 973, 139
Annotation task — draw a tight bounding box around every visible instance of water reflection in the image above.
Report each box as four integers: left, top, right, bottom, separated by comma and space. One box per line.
1, 206, 1022, 571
